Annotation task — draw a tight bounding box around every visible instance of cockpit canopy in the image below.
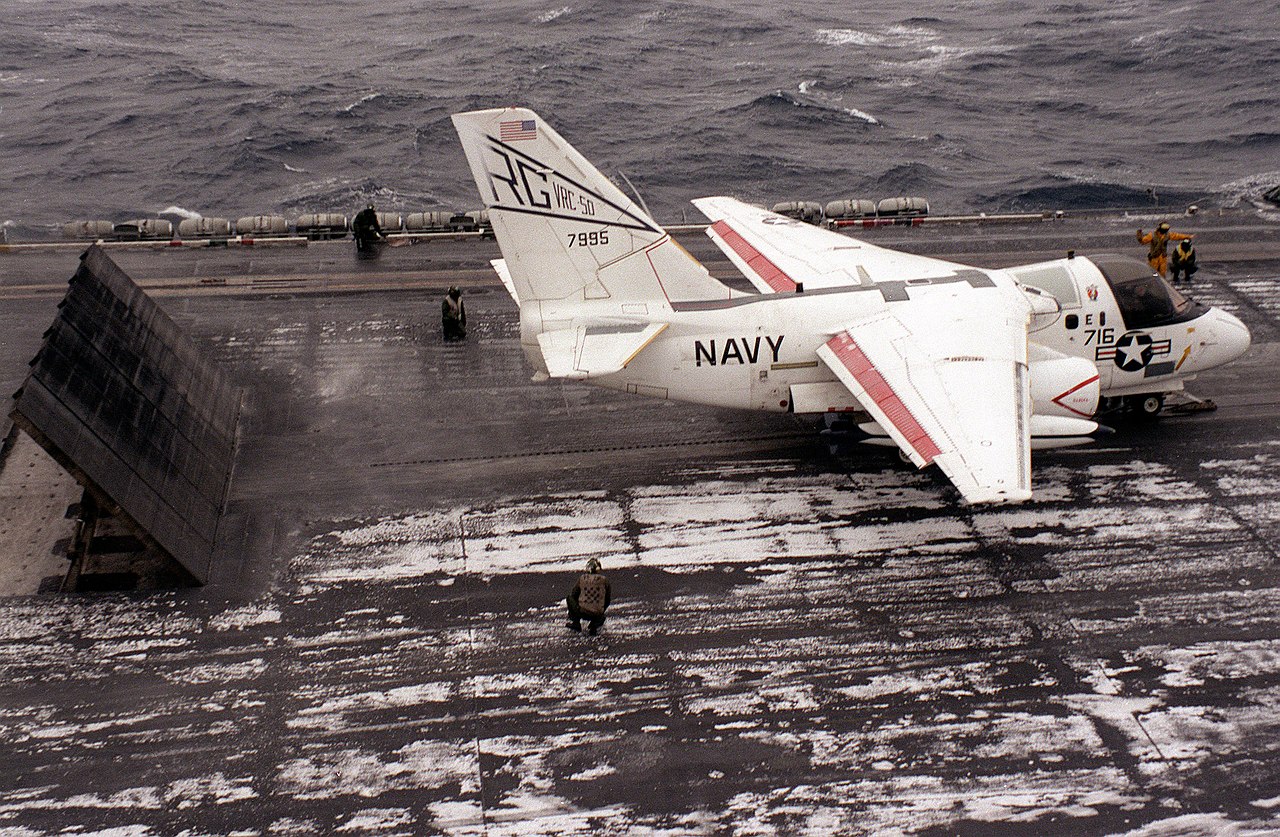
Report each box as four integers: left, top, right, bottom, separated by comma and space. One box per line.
1088, 254, 1204, 330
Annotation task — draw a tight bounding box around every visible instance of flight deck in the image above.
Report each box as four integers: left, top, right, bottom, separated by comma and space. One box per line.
1, 212, 1279, 834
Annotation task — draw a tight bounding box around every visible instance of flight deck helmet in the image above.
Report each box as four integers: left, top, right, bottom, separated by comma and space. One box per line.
1157, 221, 1170, 232
586, 558, 602, 574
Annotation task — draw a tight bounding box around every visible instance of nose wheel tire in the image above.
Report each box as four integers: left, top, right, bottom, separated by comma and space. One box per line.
1128, 393, 1165, 417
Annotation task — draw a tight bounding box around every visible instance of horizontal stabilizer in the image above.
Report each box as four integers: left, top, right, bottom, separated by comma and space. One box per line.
537, 323, 668, 379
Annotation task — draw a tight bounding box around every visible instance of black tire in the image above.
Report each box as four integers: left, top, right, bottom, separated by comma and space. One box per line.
1129, 393, 1164, 417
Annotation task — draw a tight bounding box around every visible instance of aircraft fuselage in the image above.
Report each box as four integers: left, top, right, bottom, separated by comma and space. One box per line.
522, 252, 1250, 417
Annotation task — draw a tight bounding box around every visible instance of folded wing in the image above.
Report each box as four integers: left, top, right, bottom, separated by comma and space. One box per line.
694, 197, 1033, 502
694, 196, 970, 293
816, 289, 1032, 505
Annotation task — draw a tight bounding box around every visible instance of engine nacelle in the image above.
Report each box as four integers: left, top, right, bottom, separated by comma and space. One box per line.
1029, 348, 1099, 419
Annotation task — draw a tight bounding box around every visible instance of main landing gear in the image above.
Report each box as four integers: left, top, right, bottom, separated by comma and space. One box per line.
1133, 393, 1165, 417
1098, 391, 1218, 420
1097, 393, 1165, 419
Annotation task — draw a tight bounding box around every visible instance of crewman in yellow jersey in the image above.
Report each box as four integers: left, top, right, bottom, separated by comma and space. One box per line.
1136, 221, 1193, 277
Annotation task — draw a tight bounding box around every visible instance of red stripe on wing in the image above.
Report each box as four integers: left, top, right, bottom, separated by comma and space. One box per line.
826, 332, 942, 462
709, 219, 797, 292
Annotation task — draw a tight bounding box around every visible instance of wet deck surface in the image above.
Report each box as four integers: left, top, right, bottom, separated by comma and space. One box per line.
1, 214, 1280, 834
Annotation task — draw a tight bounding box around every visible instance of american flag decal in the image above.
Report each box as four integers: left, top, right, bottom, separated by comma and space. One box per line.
499, 119, 537, 141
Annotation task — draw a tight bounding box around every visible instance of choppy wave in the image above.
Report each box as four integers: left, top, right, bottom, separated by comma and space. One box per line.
1185, 132, 1280, 153
794, 82, 881, 125
278, 178, 444, 217
1214, 170, 1280, 210
536, 6, 572, 24
158, 206, 204, 220
815, 29, 883, 48
1, 0, 1278, 235
869, 163, 948, 196
731, 90, 883, 132
981, 176, 1207, 213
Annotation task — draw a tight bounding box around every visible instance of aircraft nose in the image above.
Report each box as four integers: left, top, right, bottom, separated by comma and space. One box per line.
1201, 308, 1252, 368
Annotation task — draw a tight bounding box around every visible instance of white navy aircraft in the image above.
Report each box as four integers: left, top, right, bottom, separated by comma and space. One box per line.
452, 107, 1252, 504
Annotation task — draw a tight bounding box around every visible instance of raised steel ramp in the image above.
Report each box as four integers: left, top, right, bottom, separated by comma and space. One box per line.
7, 245, 241, 586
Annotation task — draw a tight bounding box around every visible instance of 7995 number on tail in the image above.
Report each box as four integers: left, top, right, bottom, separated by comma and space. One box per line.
567, 230, 609, 247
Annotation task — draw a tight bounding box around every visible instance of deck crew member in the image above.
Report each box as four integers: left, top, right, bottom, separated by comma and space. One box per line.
352, 203, 385, 252
442, 286, 467, 341
1136, 221, 1193, 278
1170, 238, 1198, 282
566, 558, 611, 635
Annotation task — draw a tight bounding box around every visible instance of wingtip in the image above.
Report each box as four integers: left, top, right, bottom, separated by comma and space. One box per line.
965, 487, 1033, 505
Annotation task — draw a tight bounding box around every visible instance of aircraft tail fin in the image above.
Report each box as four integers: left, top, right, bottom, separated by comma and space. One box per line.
452, 107, 734, 305
492, 259, 518, 305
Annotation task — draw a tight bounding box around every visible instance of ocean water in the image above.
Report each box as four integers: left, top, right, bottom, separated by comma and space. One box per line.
2, 0, 1279, 238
